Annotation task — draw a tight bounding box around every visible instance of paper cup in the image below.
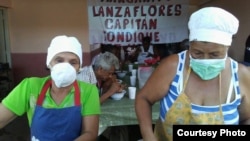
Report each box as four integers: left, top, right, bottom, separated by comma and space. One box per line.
128, 64, 133, 72
128, 86, 136, 99
130, 76, 136, 86
131, 69, 137, 76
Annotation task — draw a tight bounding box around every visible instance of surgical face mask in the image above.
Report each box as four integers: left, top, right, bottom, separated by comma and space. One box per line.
189, 54, 227, 80
50, 62, 77, 88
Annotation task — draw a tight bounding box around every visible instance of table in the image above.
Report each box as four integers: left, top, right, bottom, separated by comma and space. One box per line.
98, 90, 160, 135
98, 63, 160, 135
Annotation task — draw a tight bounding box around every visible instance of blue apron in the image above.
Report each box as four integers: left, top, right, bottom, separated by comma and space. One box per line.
31, 80, 82, 141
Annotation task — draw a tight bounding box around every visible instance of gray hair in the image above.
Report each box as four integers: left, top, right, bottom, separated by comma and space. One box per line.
93, 52, 120, 71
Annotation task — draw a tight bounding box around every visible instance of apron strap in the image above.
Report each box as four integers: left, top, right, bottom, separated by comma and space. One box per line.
183, 67, 191, 91
37, 80, 52, 106
37, 80, 81, 106
73, 81, 81, 106
219, 73, 223, 113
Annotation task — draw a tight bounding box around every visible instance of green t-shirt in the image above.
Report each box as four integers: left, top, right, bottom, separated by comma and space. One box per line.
2, 76, 101, 126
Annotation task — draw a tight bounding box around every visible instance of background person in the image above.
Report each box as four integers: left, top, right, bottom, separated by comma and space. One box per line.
0, 35, 100, 141
135, 7, 250, 141
77, 52, 129, 141
77, 51, 126, 104
91, 44, 121, 65
137, 36, 155, 64
128, 36, 155, 64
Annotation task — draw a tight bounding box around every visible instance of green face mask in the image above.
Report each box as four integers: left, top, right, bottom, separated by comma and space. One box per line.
189, 55, 227, 80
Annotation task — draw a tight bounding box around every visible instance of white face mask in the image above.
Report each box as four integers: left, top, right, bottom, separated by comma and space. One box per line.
50, 63, 77, 88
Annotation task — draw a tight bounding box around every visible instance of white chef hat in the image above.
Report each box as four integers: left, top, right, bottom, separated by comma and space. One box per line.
46, 35, 82, 67
188, 7, 239, 46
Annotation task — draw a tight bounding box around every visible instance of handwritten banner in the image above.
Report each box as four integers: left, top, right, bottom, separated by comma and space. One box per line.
88, 0, 191, 45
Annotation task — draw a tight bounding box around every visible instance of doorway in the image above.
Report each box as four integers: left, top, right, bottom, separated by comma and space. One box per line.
0, 7, 11, 67
0, 7, 12, 100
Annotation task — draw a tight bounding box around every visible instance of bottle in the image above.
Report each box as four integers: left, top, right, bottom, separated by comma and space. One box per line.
120, 46, 125, 62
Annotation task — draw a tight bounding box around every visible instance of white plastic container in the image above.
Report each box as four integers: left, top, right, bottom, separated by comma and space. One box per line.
137, 66, 154, 89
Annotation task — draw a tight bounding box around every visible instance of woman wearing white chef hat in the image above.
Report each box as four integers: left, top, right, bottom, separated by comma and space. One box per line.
135, 7, 250, 141
0, 35, 100, 141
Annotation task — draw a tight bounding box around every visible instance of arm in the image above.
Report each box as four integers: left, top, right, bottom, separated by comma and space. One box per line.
135, 55, 179, 141
0, 103, 17, 129
74, 115, 99, 141
237, 64, 250, 124
75, 83, 100, 141
100, 81, 125, 104
99, 75, 126, 104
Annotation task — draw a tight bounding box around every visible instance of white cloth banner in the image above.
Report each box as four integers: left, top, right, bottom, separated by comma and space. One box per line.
88, 0, 190, 45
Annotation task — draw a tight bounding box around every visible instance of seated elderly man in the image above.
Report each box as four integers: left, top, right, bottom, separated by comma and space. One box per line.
77, 51, 126, 104
78, 52, 129, 141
